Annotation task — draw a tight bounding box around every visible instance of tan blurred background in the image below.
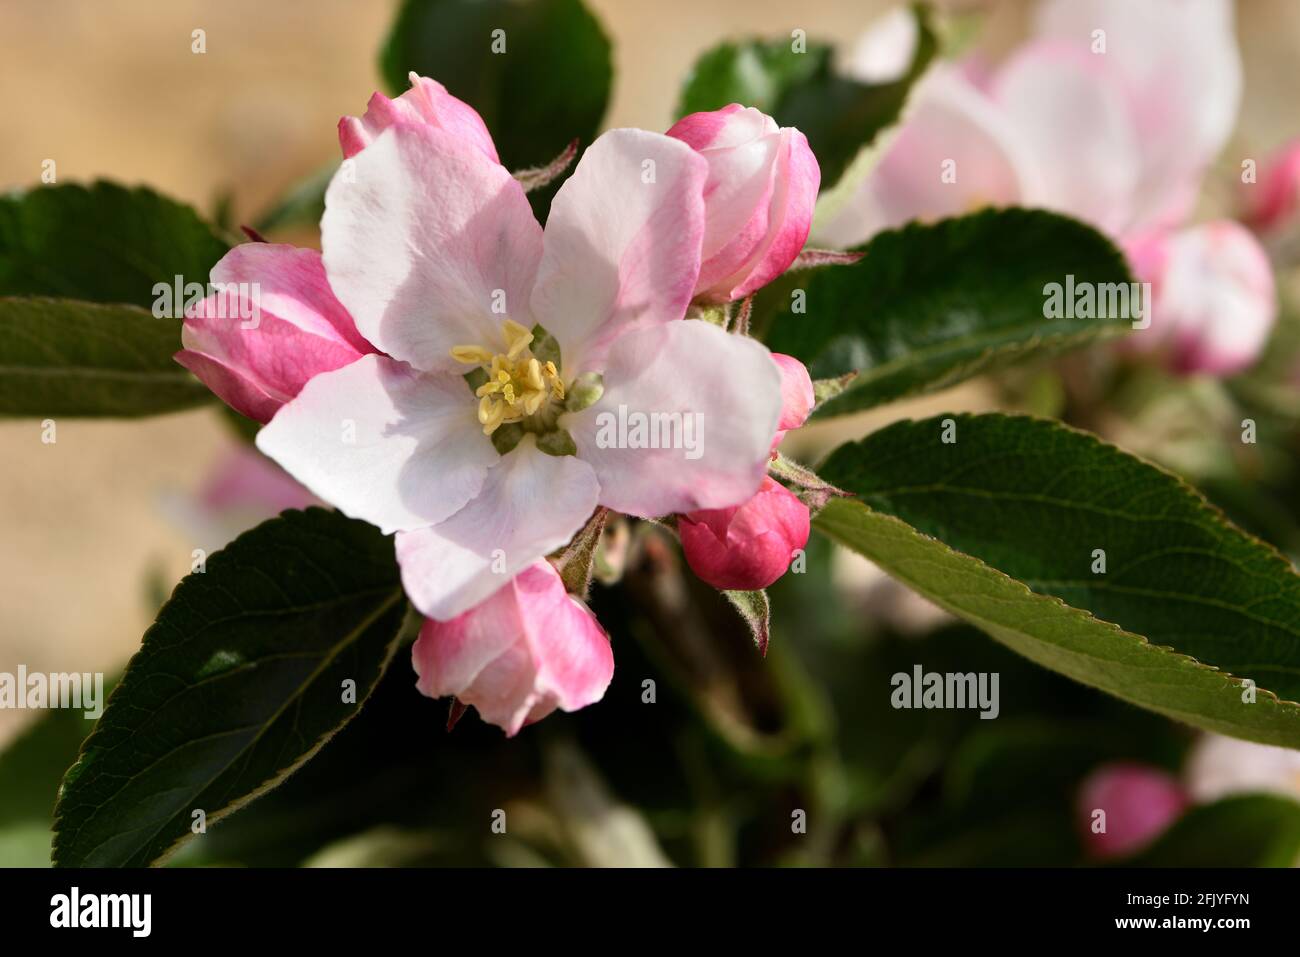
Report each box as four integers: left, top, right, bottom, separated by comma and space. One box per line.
2, 0, 1298, 746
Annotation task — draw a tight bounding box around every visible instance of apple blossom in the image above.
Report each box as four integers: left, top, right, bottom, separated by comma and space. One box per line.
1123, 222, 1276, 375
412, 560, 613, 736
667, 104, 820, 302
175, 243, 376, 423
338, 71, 499, 163
679, 476, 811, 591
253, 122, 784, 622
1077, 763, 1187, 859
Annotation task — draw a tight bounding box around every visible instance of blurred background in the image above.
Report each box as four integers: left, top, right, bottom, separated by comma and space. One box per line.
4, 0, 1300, 866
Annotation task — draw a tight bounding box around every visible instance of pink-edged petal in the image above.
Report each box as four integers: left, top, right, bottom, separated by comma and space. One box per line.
992, 42, 1140, 234
339, 73, 499, 163
771, 352, 814, 450
412, 560, 613, 735
664, 102, 763, 151
322, 125, 542, 374
725, 127, 820, 301
255, 354, 496, 535
530, 129, 708, 375
669, 106, 821, 302
396, 437, 600, 621
813, 65, 1042, 248
567, 320, 782, 518
177, 243, 373, 422
174, 349, 282, 424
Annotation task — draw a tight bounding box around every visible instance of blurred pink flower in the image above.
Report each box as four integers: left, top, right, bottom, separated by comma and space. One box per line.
667, 104, 820, 302
823, 0, 1242, 243
1077, 762, 1188, 859
1123, 221, 1276, 375
412, 560, 613, 736
1240, 137, 1300, 235
158, 443, 318, 553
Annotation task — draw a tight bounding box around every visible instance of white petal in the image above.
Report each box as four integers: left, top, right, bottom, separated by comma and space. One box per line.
992, 43, 1141, 235
1034, 0, 1242, 230
567, 320, 781, 518
530, 129, 708, 375
396, 437, 600, 620
812, 66, 1042, 248
321, 125, 543, 373
255, 354, 496, 535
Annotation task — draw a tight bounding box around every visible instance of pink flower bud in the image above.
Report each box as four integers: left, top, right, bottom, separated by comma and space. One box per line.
411, 560, 614, 736
1241, 137, 1300, 235
666, 104, 820, 303
679, 477, 811, 590
339, 73, 499, 164
1077, 762, 1187, 860
1122, 221, 1276, 376
771, 352, 814, 451
176, 244, 376, 423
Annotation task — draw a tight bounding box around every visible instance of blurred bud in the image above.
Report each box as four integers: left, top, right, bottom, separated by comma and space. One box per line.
1240, 137, 1300, 235
1122, 221, 1276, 376
1077, 762, 1187, 860
679, 477, 811, 590
666, 105, 820, 302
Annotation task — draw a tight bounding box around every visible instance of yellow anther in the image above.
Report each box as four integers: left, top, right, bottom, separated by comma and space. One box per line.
502, 319, 534, 359
453, 322, 566, 435
451, 344, 494, 365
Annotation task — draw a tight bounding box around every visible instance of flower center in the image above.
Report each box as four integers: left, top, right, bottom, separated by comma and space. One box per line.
452, 319, 565, 435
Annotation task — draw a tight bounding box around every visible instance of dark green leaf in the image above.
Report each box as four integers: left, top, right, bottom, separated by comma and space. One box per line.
0, 297, 212, 417
1123, 795, 1300, 867
815, 413, 1300, 748
52, 508, 409, 867
766, 209, 1135, 415
676, 6, 935, 186
0, 181, 229, 306
379, 0, 611, 170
